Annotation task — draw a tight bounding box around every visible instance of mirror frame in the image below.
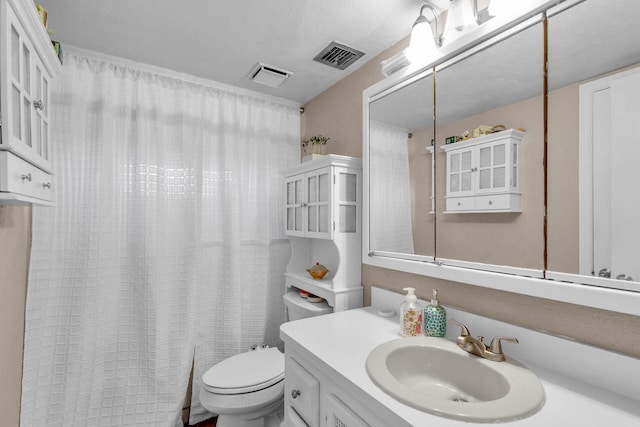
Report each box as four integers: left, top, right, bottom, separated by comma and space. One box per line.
362, 0, 640, 316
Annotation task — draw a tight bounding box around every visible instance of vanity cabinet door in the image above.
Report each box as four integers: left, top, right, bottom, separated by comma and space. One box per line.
325, 394, 369, 427
285, 356, 320, 427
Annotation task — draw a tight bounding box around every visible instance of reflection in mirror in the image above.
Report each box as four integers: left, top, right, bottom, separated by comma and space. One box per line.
433, 22, 545, 273
368, 71, 435, 258
547, 0, 640, 291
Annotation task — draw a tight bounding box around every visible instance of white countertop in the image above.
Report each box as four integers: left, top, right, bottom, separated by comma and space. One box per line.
280, 288, 640, 426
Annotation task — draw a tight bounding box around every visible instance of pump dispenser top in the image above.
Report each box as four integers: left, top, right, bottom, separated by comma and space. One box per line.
400, 287, 422, 336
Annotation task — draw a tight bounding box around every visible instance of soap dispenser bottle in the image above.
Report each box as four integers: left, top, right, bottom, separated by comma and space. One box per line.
400, 287, 422, 336
424, 289, 447, 337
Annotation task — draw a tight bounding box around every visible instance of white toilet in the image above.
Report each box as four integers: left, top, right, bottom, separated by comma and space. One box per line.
199, 291, 333, 427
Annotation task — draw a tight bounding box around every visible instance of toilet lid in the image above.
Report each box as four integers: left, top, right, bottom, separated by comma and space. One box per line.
202, 347, 284, 394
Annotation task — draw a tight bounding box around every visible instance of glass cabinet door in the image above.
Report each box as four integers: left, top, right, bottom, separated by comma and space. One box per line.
306, 167, 331, 238
337, 171, 358, 233
285, 176, 305, 235
448, 149, 474, 196
3, 4, 52, 172
478, 142, 507, 192
33, 62, 51, 162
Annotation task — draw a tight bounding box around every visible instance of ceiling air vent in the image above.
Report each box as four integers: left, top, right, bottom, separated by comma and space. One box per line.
247, 63, 293, 88
313, 41, 365, 70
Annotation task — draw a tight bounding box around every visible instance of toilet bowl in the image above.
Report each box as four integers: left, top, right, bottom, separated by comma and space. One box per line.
199, 291, 333, 427
200, 346, 285, 427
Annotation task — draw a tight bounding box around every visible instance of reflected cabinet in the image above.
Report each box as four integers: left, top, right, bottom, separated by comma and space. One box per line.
442, 129, 524, 213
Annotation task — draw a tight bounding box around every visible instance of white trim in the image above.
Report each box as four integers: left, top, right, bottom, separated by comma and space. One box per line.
546, 270, 640, 294
62, 45, 301, 109
436, 257, 544, 278
364, 255, 640, 316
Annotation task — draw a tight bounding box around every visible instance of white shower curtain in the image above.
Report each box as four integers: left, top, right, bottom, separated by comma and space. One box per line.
21, 49, 299, 427
369, 121, 415, 253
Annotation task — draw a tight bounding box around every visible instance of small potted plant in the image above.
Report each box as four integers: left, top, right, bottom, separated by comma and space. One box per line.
303, 134, 330, 155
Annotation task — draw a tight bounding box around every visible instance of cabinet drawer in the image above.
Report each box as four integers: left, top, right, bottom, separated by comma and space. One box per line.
285, 357, 320, 427
474, 194, 520, 211
0, 151, 53, 202
445, 196, 474, 212
326, 394, 370, 427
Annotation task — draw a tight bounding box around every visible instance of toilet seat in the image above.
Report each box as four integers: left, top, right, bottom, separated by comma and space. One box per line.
202, 347, 284, 394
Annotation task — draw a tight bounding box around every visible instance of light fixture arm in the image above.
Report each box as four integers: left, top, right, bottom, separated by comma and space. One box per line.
415, 4, 442, 48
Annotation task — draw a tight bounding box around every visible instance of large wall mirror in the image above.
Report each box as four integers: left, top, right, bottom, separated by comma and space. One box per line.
546, 0, 640, 291
363, 0, 640, 315
433, 21, 544, 274
368, 71, 435, 259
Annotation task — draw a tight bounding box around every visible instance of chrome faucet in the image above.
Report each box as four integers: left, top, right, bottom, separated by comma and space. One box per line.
450, 319, 519, 362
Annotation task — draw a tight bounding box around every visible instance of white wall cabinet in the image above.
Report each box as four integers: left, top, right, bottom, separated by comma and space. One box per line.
282, 155, 363, 312
0, 0, 61, 205
441, 129, 524, 213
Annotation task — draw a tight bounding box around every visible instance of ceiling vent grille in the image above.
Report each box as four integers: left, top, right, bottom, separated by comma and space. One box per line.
247, 63, 293, 88
313, 41, 365, 70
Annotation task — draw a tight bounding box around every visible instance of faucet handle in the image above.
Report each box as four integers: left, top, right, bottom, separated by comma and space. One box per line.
488, 336, 519, 356
450, 318, 471, 337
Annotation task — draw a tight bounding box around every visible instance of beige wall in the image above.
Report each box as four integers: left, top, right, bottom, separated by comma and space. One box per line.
301, 38, 640, 357
433, 95, 545, 269
0, 206, 31, 426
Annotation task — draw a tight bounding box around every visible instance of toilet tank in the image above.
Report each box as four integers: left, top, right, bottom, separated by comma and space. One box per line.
283, 291, 333, 321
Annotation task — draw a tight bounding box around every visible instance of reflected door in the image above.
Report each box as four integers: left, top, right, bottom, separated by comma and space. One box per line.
582, 68, 640, 283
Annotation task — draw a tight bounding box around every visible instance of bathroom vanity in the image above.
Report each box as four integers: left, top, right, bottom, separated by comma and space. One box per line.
280, 287, 640, 426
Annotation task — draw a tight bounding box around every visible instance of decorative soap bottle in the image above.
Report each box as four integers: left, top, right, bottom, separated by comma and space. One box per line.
400, 287, 422, 336
424, 289, 447, 337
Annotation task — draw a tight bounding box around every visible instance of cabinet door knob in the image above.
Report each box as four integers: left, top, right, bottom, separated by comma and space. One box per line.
43, 182, 51, 189
300, 202, 307, 207
22, 173, 32, 182
488, 200, 493, 205
291, 389, 301, 399
34, 100, 44, 110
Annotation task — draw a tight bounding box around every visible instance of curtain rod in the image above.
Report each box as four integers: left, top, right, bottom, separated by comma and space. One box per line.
63, 45, 302, 110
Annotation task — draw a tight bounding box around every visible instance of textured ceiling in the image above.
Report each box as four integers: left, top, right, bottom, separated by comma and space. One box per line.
37, 0, 452, 104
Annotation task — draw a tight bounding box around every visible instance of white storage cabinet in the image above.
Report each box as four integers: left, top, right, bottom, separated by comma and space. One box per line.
441, 129, 524, 213
282, 154, 363, 312
0, 0, 61, 205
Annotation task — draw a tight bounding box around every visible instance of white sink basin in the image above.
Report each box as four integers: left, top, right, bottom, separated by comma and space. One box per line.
366, 337, 545, 423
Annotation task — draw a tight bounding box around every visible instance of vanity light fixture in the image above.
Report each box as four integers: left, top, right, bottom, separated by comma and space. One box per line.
407, 3, 442, 63
443, 0, 478, 43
